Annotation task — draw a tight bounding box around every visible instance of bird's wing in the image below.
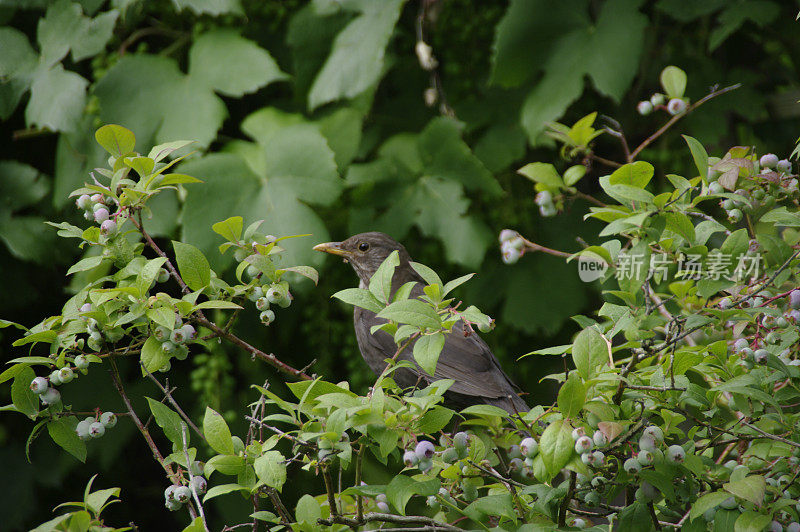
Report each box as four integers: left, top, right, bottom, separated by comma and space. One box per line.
355, 308, 520, 400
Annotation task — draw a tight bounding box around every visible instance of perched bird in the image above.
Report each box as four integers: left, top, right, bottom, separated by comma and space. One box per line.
314, 232, 529, 415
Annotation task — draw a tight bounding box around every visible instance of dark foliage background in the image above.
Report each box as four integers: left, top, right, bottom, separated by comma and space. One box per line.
1, 0, 799, 528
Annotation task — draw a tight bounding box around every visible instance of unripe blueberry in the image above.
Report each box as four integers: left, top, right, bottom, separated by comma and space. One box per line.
100, 411, 117, 427
509, 458, 524, 472
771, 522, 784, 532
667, 98, 687, 115
255, 297, 270, 311
592, 450, 605, 466
173, 345, 189, 360
571, 517, 587, 529
643, 426, 664, 442
728, 209, 742, 222
174, 486, 191, 504
170, 328, 186, 344
30, 376, 48, 394
719, 296, 732, 309
165, 498, 181, 511
477, 320, 493, 333
426, 495, 440, 511
190, 476, 207, 495
260, 309, 275, 325
571, 427, 586, 441
787, 522, 800, 532
508, 444, 522, 459
624, 458, 641, 474
153, 326, 169, 342
266, 285, 286, 304
740, 347, 753, 359
501, 246, 521, 264
90, 193, 104, 204
403, 450, 419, 467
100, 219, 117, 235
418, 458, 433, 473
498, 229, 517, 243
733, 338, 749, 352
760, 153, 779, 169
76, 419, 91, 440
93, 207, 110, 223
575, 436, 593, 454
84, 211, 94, 220
638, 436, 657, 452
776, 159, 792, 174
181, 324, 196, 341
752, 188, 766, 200
88, 330, 103, 343
161, 341, 176, 354
591, 476, 607, 489
520, 437, 538, 457
164, 485, 177, 501
766, 331, 779, 344
592, 430, 608, 447
789, 290, 800, 309
754, 349, 769, 365
776, 317, 788, 328
80, 303, 92, 313
415, 440, 435, 460
76, 194, 91, 209
721, 198, 735, 210
666, 445, 685, 463
584, 491, 600, 506
708, 182, 724, 195
720, 496, 737, 510
190, 461, 204, 476
539, 203, 557, 217
534, 190, 553, 206
453, 431, 469, 452
637, 449, 654, 466
58, 367, 74, 383
441, 447, 459, 463
49, 370, 62, 386
581, 451, 596, 466
650, 93, 665, 106
637, 101, 653, 115
89, 421, 105, 438
376, 501, 390, 512
157, 268, 170, 283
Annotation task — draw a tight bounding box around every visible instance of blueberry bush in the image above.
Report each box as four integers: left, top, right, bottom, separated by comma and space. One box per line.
2, 0, 800, 530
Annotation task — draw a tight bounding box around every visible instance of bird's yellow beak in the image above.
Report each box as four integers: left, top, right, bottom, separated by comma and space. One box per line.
313, 241, 351, 257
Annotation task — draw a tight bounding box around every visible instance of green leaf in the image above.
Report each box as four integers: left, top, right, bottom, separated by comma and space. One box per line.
517, 162, 563, 189
26, 64, 88, 133
182, 517, 205, 532
464, 493, 516, 523
413, 332, 445, 376
572, 327, 610, 379
203, 407, 235, 455
332, 288, 384, 314
294, 494, 322, 526
202, 483, 249, 503
385, 475, 440, 515
12, 330, 58, 347
734, 511, 771, 532
136, 257, 167, 297
192, 300, 242, 311
442, 273, 474, 297
95, 124, 136, 158
278, 266, 319, 285
539, 419, 573, 478
146, 398, 186, 448
11, 366, 39, 418
690, 491, 733, 521
285, 380, 356, 403
189, 29, 288, 97
409, 261, 442, 287
253, 450, 287, 491
308, 0, 405, 109
211, 216, 243, 243
141, 336, 170, 373
682, 135, 709, 180
172, 241, 211, 291
665, 212, 696, 244
723, 475, 765, 506
47, 418, 86, 462
414, 406, 455, 434
158, 173, 202, 186
557, 372, 586, 418
85, 487, 120, 515
67, 255, 104, 275
660, 65, 687, 98
369, 250, 399, 304
608, 161, 654, 188
0, 161, 49, 212
378, 300, 441, 330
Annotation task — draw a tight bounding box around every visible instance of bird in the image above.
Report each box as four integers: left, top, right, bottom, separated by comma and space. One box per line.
314, 231, 529, 415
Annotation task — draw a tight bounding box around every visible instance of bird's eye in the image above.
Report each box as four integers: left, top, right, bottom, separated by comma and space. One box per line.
358, 242, 370, 252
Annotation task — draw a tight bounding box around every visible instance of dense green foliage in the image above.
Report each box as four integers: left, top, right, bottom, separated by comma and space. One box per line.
1, 0, 800, 530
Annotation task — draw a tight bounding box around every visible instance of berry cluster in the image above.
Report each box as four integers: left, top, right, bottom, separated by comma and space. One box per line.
76, 412, 117, 440
248, 280, 291, 326
164, 461, 207, 512
401, 433, 479, 503
75, 193, 119, 236
498, 229, 525, 265
153, 317, 196, 368
637, 92, 688, 117
29, 352, 96, 406
707, 151, 797, 223
534, 190, 557, 217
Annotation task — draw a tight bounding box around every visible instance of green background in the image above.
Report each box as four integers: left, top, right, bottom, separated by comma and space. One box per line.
1, 0, 799, 528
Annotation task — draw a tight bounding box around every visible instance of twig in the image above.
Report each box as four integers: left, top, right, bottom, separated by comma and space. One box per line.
741, 421, 800, 449
318, 513, 461, 531
647, 501, 662, 530
322, 466, 339, 518
182, 423, 210, 532
558, 471, 577, 527
519, 236, 573, 259
141, 363, 206, 442
629, 84, 741, 160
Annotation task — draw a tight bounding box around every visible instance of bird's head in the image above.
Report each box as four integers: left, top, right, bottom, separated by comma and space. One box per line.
313, 232, 414, 285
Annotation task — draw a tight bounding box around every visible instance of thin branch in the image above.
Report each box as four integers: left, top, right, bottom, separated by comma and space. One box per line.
318, 513, 461, 531
141, 363, 206, 442
629, 84, 741, 160
558, 471, 577, 527
182, 423, 210, 531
